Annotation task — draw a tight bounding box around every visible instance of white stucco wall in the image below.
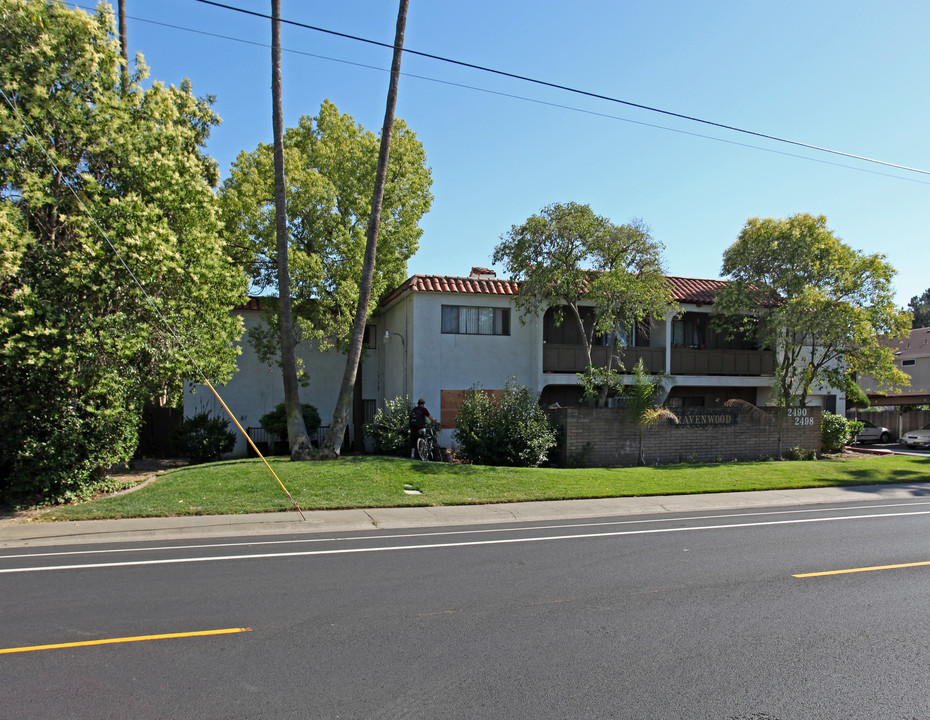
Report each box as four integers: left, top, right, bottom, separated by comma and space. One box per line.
189, 290, 848, 458
376, 291, 542, 447
184, 308, 377, 458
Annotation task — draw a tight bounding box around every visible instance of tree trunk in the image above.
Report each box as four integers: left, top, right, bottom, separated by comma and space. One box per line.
271, 0, 312, 461
568, 303, 593, 367
321, 0, 409, 459
118, 0, 129, 94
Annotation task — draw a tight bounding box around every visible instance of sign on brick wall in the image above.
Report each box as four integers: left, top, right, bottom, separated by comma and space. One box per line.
675, 409, 739, 427
547, 405, 822, 467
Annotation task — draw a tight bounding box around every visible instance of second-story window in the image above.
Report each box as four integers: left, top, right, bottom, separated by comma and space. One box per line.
441, 305, 510, 335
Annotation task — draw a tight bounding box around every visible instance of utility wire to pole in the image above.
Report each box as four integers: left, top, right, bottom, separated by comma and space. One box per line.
192, 0, 930, 178
90, 2, 929, 182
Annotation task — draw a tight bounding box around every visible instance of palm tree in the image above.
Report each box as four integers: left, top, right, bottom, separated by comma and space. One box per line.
271, 0, 312, 460
322, 0, 409, 458
624, 359, 677, 465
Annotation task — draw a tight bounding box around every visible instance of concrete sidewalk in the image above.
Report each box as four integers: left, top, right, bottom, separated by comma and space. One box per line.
3, 481, 930, 549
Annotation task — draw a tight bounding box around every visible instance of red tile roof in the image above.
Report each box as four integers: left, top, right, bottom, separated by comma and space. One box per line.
664, 276, 729, 304
242, 275, 732, 311
380, 274, 521, 306
380, 273, 729, 306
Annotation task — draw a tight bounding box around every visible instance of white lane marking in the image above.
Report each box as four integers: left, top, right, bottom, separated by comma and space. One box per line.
3, 500, 930, 562
3, 509, 930, 574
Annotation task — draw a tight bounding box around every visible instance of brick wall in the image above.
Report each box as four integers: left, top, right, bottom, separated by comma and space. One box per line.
548, 406, 822, 467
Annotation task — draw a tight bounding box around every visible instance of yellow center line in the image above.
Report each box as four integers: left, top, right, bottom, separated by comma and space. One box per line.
794, 560, 930, 578
0, 627, 252, 655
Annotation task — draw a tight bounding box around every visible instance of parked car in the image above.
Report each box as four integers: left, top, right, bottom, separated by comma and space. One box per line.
903, 423, 930, 447
854, 420, 894, 444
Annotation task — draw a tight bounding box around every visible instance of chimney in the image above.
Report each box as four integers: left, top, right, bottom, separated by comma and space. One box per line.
469, 266, 496, 279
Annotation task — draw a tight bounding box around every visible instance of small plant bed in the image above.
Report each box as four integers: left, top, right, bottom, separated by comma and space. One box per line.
34, 453, 930, 521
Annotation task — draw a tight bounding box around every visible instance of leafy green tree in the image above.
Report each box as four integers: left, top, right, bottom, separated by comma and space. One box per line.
843, 372, 870, 410
715, 213, 910, 409
492, 202, 676, 372
0, 1, 245, 503
220, 100, 432, 356
907, 288, 930, 329
576, 364, 623, 407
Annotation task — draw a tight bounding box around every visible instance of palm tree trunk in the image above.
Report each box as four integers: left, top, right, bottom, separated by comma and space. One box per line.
321, 0, 409, 458
118, 0, 129, 93
271, 0, 312, 460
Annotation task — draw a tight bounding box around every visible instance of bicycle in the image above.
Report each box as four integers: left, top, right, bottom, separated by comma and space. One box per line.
416, 426, 443, 462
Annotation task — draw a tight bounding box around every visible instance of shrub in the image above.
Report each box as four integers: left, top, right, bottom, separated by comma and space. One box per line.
453, 378, 557, 467
786, 446, 817, 461
259, 403, 321, 440
821, 412, 859, 453
365, 397, 415, 456
0, 380, 140, 507
171, 411, 236, 464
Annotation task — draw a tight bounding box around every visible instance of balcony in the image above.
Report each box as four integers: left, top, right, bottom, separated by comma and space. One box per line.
542, 344, 773, 376
670, 347, 773, 376
543, 345, 665, 374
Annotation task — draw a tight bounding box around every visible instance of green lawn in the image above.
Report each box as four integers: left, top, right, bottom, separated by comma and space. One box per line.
38, 453, 930, 521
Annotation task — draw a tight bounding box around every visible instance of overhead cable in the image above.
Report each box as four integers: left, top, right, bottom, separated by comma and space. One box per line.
193, 0, 930, 178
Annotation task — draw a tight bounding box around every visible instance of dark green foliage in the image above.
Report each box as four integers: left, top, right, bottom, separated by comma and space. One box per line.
844, 374, 871, 410
821, 412, 860, 453
786, 446, 818, 461
0, 1, 245, 503
259, 403, 321, 439
453, 378, 557, 467
170, 411, 236, 464
365, 397, 415, 456
0, 378, 139, 506
908, 289, 930, 329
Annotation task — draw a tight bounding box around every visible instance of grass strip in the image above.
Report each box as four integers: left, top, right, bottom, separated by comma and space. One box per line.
38, 454, 930, 521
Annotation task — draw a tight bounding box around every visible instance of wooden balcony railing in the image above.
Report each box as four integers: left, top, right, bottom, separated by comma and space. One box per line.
543, 345, 664, 374
670, 347, 773, 376
542, 344, 773, 376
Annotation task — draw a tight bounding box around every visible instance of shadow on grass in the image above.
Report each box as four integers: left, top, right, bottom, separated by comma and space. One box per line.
407, 459, 482, 475
830, 457, 930, 496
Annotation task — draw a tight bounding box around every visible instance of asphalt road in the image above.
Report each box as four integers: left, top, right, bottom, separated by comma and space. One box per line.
3, 498, 930, 719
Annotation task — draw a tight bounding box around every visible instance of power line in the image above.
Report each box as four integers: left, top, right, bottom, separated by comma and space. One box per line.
101, 6, 930, 187
193, 0, 930, 178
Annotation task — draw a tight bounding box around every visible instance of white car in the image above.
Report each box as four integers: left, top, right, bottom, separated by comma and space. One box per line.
854, 420, 894, 444
903, 423, 930, 447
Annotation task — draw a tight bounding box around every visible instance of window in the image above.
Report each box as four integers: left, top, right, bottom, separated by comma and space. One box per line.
441, 305, 510, 335
363, 399, 377, 425
363, 325, 376, 348
902, 359, 916, 366
671, 314, 705, 348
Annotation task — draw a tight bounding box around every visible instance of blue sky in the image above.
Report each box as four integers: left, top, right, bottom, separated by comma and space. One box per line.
108, 0, 929, 307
